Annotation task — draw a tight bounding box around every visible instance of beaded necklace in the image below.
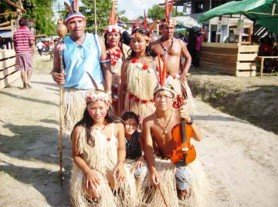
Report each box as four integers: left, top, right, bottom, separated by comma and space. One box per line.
107, 48, 122, 66
160, 38, 174, 53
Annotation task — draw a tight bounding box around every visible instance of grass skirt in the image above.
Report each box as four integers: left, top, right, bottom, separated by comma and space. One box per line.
70, 127, 138, 207
62, 89, 87, 134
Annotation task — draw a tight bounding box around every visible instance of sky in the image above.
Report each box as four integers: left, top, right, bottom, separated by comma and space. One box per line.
117, 0, 165, 19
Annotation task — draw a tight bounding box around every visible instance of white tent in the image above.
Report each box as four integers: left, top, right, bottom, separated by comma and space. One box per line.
175, 16, 201, 28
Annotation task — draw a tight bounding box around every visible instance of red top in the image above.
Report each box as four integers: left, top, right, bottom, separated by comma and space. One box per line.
13, 26, 34, 54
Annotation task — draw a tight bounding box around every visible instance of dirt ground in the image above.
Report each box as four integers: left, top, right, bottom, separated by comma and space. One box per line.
0, 54, 278, 207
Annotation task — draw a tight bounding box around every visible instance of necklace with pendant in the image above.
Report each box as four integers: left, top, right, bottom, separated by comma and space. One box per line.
160, 38, 174, 53
156, 110, 173, 135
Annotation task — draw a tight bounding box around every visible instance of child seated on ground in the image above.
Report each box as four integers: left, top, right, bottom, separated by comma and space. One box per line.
122, 112, 145, 177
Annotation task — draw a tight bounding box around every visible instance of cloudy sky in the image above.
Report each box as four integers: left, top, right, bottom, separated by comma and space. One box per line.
117, 0, 164, 19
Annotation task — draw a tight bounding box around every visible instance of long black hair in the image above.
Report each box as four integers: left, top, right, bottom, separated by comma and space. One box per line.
128, 27, 152, 58
73, 90, 123, 131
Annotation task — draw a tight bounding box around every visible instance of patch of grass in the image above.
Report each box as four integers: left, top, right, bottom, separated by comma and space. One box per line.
189, 69, 278, 134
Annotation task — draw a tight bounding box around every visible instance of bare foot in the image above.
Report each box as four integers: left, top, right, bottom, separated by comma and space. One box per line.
178, 189, 188, 200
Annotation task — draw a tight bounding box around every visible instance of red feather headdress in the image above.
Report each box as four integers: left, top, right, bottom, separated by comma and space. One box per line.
160, 0, 176, 27
105, 0, 122, 33
154, 55, 176, 97
132, 10, 157, 38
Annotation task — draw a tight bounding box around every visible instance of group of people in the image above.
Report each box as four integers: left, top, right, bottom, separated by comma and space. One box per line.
51, 1, 202, 206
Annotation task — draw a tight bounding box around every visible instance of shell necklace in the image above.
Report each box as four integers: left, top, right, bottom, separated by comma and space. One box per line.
156, 110, 174, 135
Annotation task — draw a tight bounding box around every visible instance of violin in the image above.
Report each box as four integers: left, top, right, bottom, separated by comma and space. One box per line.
170, 96, 196, 165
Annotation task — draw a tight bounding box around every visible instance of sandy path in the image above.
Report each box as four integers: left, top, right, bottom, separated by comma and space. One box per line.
0, 73, 277, 207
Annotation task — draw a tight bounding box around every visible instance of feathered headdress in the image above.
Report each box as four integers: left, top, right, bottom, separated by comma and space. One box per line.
105, 0, 122, 33
131, 10, 157, 38
86, 72, 111, 105
153, 55, 176, 97
160, 0, 176, 27
64, 0, 85, 24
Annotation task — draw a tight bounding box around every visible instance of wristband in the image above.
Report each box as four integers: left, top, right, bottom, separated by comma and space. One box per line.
187, 117, 194, 125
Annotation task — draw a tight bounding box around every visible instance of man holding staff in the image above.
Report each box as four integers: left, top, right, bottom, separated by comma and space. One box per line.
51, 1, 112, 133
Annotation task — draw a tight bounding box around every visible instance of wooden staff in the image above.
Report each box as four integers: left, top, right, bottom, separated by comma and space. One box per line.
157, 184, 168, 207
56, 20, 67, 181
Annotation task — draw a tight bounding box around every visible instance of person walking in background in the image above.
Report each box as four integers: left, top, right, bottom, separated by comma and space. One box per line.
195, 31, 202, 68
13, 17, 35, 89
48, 40, 54, 61
51, 1, 112, 133
36, 40, 44, 56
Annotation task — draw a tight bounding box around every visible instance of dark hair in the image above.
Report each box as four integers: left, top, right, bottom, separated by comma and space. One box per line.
73, 104, 122, 132
129, 28, 152, 58
19, 17, 27, 26
122, 111, 139, 125
104, 32, 127, 59
122, 30, 131, 45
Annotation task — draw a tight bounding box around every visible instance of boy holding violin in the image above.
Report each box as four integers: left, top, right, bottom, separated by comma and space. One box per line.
142, 83, 202, 201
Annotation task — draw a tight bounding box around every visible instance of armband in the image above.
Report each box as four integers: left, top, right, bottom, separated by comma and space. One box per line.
100, 59, 111, 64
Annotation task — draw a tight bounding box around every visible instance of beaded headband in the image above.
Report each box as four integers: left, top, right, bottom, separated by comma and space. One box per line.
85, 91, 110, 104
131, 29, 150, 41
105, 24, 122, 33
64, 0, 85, 24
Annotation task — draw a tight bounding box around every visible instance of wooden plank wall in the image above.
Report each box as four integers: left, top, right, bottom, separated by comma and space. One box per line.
200, 43, 259, 77
0, 50, 19, 89
200, 44, 238, 75
236, 45, 259, 77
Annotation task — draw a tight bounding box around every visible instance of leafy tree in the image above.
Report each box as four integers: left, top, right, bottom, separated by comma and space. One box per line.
148, 4, 183, 21
147, 5, 165, 21
81, 0, 113, 34
1, 0, 55, 36
24, 0, 56, 35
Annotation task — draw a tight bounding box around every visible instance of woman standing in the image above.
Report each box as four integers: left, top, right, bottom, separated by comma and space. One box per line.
104, 1, 130, 115
119, 27, 159, 121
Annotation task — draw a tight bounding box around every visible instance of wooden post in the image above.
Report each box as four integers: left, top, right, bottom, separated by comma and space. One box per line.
260, 57, 264, 78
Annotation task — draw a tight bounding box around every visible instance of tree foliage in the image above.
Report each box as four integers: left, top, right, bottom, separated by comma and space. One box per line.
148, 4, 183, 21
81, 0, 113, 34
147, 5, 165, 21
1, 0, 56, 36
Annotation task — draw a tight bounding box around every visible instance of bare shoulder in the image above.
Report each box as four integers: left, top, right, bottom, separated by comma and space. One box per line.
115, 122, 124, 129
150, 39, 160, 47
71, 125, 84, 141
143, 113, 156, 126
114, 122, 125, 136
176, 38, 187, 48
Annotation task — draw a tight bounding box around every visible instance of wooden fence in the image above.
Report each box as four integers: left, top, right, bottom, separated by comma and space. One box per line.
0, 50, 19, 89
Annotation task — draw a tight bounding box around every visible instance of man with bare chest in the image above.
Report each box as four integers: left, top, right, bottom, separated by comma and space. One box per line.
151, 18, 191, 82
151, 18, 197, 115
143, 86, 202, 200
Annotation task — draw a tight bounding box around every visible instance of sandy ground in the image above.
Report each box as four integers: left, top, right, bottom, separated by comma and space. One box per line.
0, 67, 278, 206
